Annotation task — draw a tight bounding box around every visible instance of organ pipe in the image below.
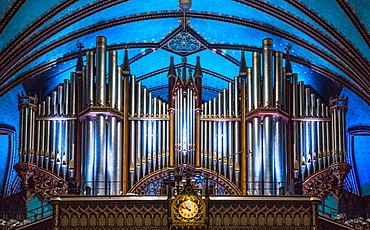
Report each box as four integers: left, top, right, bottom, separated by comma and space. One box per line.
96, 36, 106, 107
17, 36, 349, 197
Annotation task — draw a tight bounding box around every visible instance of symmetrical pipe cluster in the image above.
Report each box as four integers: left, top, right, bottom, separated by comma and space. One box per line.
18, 36, 348, 196
200, 79, 240, 185
129, 76, 170, 185
79, 37, 125, 195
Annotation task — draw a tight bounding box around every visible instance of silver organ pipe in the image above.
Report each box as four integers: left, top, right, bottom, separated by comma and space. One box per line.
116, 66, 123, 194
17, 36, 349, 197
36, 104, 41, 165
69, 73, 76, 178
44, 96, 51, 169
288, 77, 347, 179
128, 78, 170, 184
262, 38, 273, 195
96, 36, 106, 107
316, 98, 322, 170
85, 51, 94, 108
94, 35, 108, 195
291, 74, 299, 177
247, 68, 253, 193
274, 51, 286, 194
200, 81, 240, 185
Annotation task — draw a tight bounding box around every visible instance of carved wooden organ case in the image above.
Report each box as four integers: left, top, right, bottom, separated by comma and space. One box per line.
16, 36, 351, 200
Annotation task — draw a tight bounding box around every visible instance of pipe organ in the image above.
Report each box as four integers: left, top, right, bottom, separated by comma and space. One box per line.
16, 36, 349, 198
129, 77, 170, 184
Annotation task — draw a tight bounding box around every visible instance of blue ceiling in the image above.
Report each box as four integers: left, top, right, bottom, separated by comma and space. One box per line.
0, 0, 369, 196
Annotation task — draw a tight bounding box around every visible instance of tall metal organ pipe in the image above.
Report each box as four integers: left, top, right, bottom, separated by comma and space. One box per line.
17, 36, 349, 198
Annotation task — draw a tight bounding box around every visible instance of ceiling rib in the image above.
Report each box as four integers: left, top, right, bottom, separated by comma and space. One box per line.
1, 43, 366, 105
1, 10, 367, 96
0, 0, 78, 52
0, 0, 25, 33
234, 0, 370, 90
213, 49, 240, 66
136, 63, 231, 82
336, 0, 370, 49
282, 0, 370, 76
0, 0, 130, 73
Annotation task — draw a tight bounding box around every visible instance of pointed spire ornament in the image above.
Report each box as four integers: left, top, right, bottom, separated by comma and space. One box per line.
239, 50, 247, 77
75, 43, 84, 74
167, 56, 176, 77
122, 48, 130, 76
194, 56, 203, 78
285, 45, 293, 75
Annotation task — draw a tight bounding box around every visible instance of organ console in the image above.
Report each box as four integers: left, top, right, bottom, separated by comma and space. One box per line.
16, 36, 350, 199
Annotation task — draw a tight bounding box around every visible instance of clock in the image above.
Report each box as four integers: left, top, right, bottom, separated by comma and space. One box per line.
172, 194, 205, 223
178, 200, 199, 218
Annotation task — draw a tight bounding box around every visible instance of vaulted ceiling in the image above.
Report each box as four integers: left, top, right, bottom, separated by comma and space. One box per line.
0, 0, 369, 103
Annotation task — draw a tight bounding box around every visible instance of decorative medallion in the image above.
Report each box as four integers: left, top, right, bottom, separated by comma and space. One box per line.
167, 32, 202, 54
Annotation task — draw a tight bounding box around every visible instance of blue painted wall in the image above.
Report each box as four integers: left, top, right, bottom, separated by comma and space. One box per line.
0, 84, 25, 197
341, 87, 370, 197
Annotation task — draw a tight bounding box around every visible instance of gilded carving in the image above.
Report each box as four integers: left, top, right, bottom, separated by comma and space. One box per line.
14, 162, 68, 200
302, 162, 351, 199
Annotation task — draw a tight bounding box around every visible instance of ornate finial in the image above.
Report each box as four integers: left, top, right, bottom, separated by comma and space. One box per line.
188, 68, 193, 77
265, 101, 271, 108
98, 100, 103, 107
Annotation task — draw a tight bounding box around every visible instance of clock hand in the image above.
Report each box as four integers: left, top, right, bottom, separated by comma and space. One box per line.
181, 204, 191, 211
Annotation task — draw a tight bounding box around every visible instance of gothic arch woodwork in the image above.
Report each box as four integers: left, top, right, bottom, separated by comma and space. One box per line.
127, 164, 241, 196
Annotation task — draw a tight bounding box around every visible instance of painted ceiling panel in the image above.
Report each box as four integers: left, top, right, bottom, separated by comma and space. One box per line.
140, 72, 169, 90
299, 0, 370, 60
260, 0, 337, 40
191, 0, 336, 54
131, 49, 176, 78
187, 49, 238, 80
0, 0, 64, 50
292, 63, 342, 101
349, 0, 370, 33
35, 0, 96, 32
201, 73, 230, 92
0, 0, 15, 18
191, 19, 352, 84
41, 0, 176, 41
26, 59, 78, 98
33, 18, 179, 54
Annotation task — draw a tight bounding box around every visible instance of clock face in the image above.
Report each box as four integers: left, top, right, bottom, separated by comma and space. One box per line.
178, 200, 199, 218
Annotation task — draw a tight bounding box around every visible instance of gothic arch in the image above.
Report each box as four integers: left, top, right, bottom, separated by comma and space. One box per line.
128, 164, 241, 196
